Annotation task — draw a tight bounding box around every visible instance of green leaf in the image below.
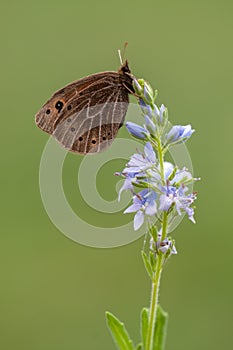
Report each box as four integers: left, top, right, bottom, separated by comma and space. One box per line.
153, 305, 168, 350
149, 225, 158, 242
131, 181, 156, 190
141, 307, 149, 348
132, 182, 151, 189
149, 251, 157, 272
136, 343, 143, 350
106, 312, 134, 350
141, 251, 153, 280
167, 166, 178, 181
153, 89, 158, 101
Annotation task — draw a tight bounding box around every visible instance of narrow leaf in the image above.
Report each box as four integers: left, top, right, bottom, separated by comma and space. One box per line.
141, 251, 153, 280
153, 305, 168, 350
149, 224, 158, 242
141, 307, 149, 348
132, 182, 154, 189
149, 251, 157, 272
106, 312, 134, 350
167, 166, 178, 181
136, 344, 143, 350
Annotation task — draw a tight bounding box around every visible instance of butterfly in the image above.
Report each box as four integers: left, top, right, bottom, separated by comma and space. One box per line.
35, 59, 135, 154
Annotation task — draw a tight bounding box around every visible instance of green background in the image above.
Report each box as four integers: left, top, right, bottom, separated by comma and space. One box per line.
1, 0, 232, 349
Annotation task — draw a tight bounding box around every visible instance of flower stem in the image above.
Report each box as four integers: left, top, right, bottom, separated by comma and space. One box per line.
146, 214, 168, 350
161, 211, 168, 241
157, 139, 165, 185
146, 136, 168, 350
146, 255, 163, 350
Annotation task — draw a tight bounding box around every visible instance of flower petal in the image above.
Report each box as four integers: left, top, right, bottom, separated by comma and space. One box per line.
159, 194, 173, 211
118, 178, 133, 201
124, 203, 141, 213
144, 142, 156, 163
159, 239, 170, 254
163, 162, 174, 180
174, 198, 183, 215
128, 153, 145, 167
185, 207, 196, 223
181, 125, 194, 138
134, 210, 144, 230
171, 245, 178, 254
172, 168, 193, 184
166, 125, 195, 144
145, 201, 157, 215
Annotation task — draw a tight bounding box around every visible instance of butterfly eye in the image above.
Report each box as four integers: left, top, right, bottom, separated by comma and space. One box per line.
92, 139, 96, 144
55, 101, 64, 112
79, 137, 83, 141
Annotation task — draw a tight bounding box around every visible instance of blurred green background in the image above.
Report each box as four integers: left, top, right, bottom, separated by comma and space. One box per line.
1, 0, 232, 349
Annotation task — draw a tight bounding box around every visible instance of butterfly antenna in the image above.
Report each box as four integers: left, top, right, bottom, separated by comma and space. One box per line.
118, 49, 123, 65
122, 42, 128, 62
118, 42, 128, 65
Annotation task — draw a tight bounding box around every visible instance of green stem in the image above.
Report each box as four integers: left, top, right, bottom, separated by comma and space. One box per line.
157, 139, 165, 185
145, 123, 168, 350
161, 212, 168, 241
146, 213, 168, 350
146, 255, 163, 350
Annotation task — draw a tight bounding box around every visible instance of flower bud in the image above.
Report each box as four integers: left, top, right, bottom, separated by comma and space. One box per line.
143, 82, 154, 104
126, 122, 149, 139
144, 115, 156, 134
166, 125, 195, 144
133, 79, 143, 94
154, 104, 168, 126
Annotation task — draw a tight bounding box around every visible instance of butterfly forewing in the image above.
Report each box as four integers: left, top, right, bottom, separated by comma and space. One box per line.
35, 61, 134, 154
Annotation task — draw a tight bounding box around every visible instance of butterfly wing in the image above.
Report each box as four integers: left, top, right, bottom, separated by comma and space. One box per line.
35, 71, 133, 154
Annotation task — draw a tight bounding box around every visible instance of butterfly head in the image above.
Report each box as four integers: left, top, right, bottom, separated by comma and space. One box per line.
118, 60, 131, 75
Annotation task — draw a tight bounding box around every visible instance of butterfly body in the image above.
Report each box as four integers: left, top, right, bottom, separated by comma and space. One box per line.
35, 61, 134, 154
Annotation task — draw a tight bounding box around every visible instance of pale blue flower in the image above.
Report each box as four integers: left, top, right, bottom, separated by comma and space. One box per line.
166, 125, 194, 144
124, 189, 157, 230
118, 86, 198, 228
127, 142, 156, 170
150, 230, 177, 255
148, 163, 197, 223
159, 238, 177, 255
171, 168, 193, 184
147, 162, 174, 186
159, 185, 197, 223
117, 172, 135, 201
118, 142, 156, 200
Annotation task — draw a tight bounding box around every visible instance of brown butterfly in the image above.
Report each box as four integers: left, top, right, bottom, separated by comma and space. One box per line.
35, 60, 135, 154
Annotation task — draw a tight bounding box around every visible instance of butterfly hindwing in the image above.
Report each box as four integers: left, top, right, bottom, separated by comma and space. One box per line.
35, 62, 134, 154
